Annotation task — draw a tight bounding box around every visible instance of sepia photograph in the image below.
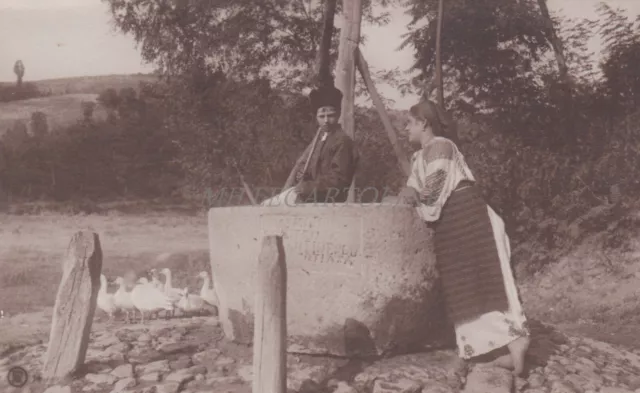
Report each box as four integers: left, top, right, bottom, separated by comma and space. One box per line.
1, 0, 640, 392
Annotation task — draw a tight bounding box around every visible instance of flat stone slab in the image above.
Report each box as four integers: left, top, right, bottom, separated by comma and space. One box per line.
208, 203, 449, 357
462, 365, 513, 393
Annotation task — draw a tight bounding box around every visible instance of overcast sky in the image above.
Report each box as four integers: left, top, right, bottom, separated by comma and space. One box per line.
1, 0, 639, 109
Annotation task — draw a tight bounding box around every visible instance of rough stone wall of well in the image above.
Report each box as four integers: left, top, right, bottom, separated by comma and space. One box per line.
208, 204, 447, 356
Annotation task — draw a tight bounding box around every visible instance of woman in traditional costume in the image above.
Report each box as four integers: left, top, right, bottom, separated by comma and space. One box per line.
398, 99, 531, 375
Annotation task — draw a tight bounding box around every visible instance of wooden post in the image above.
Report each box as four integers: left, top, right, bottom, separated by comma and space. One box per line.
252, 235, 287, 393
335, 0, 363, 203
42, 231, 102, 382
355, 48, 411, 177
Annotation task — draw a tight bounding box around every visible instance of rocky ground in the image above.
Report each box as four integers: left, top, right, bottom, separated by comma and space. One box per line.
1, 316, 639, 393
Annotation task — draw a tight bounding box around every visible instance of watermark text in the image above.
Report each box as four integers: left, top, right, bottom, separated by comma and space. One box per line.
201, 186, 407, 208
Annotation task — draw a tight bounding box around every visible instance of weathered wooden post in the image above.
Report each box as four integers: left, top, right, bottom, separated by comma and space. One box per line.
335, 0, 363, 203
435, 0, 445, 108
252, 235, 287, 393
42, 231, 103, 382
355, 48, 411, 177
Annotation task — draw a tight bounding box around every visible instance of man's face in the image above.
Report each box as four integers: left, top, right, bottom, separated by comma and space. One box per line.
316, 106, 339, 129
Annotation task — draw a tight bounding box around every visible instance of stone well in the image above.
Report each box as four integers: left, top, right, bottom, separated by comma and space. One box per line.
208, 203, 447, 357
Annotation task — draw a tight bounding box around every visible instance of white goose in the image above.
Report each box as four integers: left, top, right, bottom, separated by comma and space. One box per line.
177, 287, 206, 317
130, 277, 175, 324
113, 276, 136, 323
160, 268, 184, 317
148, 269, 165, 291
97, 274, 118, 322
146, 269, 165, 319
197, 271, 219, 308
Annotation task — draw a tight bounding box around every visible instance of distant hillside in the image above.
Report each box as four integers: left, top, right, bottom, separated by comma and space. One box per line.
0, 94, 108, 136
0, 73, 159, 96
0, 74, 410, 138
0, 73, 160, 136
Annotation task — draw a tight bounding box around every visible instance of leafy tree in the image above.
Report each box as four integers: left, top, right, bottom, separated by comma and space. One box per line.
81, 101, 96, 123
2, 120, 30, 152
102, 0, 398, 90
402, 0, 549, 113
117, 87, 142, 120
99, 0, 401, 197
98, 88, 120, 122
30, 111, 49, 140
596, 3, 640, 116
402, 0, 619, 148
13, 60, 25, 87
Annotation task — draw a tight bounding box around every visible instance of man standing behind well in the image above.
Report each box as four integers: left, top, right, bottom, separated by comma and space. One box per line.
283, 77, 358, 204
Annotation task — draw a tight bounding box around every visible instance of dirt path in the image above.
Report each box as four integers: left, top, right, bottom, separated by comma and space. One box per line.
557, 320, 640, 353
2, 313, 640, 393
0, 308, 52, 356
2, 308, 639, 361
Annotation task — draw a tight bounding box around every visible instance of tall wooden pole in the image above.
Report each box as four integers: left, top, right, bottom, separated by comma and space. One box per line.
431, 0, 459, 142
335, 0, 363, 203
435, 0, 445, 108
314, 0, 338, 82
282, 0, 338, 193
355, 49, 411, 177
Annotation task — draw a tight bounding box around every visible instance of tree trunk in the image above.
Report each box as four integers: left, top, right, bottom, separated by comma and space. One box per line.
335, 0, 363, 203
435, 0, 445, 108
50, 163, 56, 194
537, 0, 574, 144
314, 0, 338, 83
283, 0, 338, 192
537, 0, 569, 81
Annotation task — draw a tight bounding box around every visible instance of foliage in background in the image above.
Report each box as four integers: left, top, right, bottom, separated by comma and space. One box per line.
392, 0, 640, 271
0, 83, 48, 103
1, 1, 640, 275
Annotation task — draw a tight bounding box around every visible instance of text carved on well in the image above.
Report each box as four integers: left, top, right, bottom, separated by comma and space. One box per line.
260, 215, 362, 274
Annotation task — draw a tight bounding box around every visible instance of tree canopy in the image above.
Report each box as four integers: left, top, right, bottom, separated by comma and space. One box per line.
103, 0, 398, 90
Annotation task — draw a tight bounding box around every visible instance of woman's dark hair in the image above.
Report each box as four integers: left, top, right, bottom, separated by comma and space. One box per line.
409, 99, 445, 137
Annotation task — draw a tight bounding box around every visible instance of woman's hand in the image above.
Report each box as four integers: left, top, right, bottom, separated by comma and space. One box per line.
398, 186, 420, 206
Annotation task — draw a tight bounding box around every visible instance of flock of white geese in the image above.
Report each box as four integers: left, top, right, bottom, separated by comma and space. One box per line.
97, 267, 219, 324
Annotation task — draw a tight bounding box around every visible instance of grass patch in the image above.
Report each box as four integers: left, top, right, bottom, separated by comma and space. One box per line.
0, 212, 209, 316
519, 230, 640, 349
22, 74, 158, 96
0, 93, 108, 136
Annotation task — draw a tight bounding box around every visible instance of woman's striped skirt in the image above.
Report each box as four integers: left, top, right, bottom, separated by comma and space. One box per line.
434, 184, 529, 359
